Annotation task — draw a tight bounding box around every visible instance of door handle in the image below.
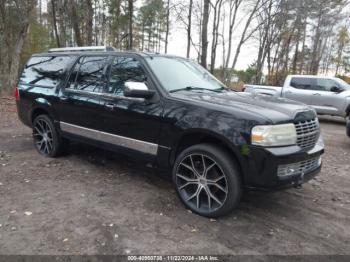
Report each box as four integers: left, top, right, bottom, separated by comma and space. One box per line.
285, 91, 292, 94
313, 93, 321, 96
105, 103, 116, 110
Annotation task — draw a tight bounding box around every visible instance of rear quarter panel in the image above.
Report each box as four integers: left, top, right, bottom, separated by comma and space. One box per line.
17, 85, 59, 127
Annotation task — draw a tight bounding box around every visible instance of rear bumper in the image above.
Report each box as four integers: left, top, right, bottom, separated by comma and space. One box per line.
243, 137, 324, 191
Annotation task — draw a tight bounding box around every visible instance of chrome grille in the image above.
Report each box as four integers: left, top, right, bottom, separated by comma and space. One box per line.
294, 118, 319, 149
278, 157, 321, 177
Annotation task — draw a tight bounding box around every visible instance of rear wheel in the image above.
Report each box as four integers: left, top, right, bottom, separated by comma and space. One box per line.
33, 115, 68, 157
173, 144, 242, 218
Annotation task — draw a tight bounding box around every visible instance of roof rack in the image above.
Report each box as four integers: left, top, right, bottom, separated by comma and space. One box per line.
48, 46, 117, 53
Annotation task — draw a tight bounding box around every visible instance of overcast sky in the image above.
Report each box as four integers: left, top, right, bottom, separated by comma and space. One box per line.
166, 26, 258, 70
163, 1, 259, 71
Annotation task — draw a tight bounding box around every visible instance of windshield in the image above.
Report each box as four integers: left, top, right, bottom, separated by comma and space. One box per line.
146, 56, 226, 92
335, 78, 350, 91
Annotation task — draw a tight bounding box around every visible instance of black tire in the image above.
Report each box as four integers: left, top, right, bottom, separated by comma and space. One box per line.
32, 114, 68, 157
347, 117, 350, 137
173, 143, 242, 218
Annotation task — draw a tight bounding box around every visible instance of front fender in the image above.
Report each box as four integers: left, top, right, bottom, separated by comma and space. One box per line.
346, 99, 350, 116
169, 109, 255, 174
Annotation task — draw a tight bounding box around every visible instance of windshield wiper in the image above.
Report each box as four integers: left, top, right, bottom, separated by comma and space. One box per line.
169, 86, 225, 93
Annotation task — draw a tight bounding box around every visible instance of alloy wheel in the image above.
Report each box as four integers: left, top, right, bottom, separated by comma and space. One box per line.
33, 118, 54, 155
175, 154, 228, 212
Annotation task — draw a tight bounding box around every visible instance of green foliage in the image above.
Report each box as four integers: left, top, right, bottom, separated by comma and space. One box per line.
213, 63, 257, 84
137, 0, 167, 52
335, 75, 350, 84
234, 65, 258, 84
21, 21, 57, 68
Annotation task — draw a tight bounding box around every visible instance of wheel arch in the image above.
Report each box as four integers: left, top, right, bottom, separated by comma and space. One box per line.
30, 98, 56, 124
170, 129, 247, 184
346, 103, 350, 117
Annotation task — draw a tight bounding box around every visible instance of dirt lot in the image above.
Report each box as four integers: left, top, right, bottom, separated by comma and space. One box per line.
0, 96, 349, 255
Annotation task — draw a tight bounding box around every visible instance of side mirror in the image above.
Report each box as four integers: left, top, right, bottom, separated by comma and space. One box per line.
124, 81, 155, 99
330, 86, 343, 93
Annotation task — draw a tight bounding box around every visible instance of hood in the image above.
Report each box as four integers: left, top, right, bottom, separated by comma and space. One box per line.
341, 90, 350, 97
172, 91, 315, 123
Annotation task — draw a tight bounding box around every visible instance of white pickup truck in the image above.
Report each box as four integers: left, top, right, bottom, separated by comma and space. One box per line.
244, 75, 350, 118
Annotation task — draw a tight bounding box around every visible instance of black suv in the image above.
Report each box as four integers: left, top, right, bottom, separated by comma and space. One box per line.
16, 47, 324, 217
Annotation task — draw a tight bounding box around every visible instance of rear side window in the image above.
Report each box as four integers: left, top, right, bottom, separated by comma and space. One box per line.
104, 57, 147, 96
20, 56, 76, 87
290, 77, 316, 90
67, 56, 108, 93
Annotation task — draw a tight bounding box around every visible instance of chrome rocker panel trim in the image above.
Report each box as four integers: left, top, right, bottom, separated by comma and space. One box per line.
60, 122, 158, 156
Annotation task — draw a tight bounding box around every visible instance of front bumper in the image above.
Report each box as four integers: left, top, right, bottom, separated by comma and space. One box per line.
243, 136, 325, 191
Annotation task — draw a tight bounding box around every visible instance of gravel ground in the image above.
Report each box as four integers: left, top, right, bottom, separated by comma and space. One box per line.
0, 96, 349, 255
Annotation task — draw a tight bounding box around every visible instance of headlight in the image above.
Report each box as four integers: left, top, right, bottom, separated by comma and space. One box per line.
251, 123, 297, 147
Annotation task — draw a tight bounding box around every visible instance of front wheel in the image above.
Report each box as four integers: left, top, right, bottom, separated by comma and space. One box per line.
173, 144, 242, 218
32, 115, 68, 157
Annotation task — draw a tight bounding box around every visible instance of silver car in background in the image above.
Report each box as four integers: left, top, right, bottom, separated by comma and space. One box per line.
245, 75, 350, 119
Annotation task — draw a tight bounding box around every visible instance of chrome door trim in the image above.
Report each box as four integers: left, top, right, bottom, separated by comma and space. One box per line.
100, 93, 146, 102
60, 122, 158, 155
64, 88, 147, 102
65, 88, 103, 97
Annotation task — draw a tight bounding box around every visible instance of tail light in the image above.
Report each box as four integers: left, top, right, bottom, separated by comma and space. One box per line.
14, 87, 20, 101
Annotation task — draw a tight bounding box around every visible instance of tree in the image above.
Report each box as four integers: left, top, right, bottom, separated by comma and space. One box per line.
68, 0, 83, 46
173, 0, 201, 58
165, 0, 171, 54
0, 0, 37, 91
187, 0, 193, 58
209, 0, 224, 73
230, 0, 262, 72
200, 0, 210, 68
51, 0, 61, 47
86, 0, 94, 46
335, 26, 350, 75
138, 0, 167, 52
223, 0, 243, 81
2, 0, 350, 94
128, 0, 134, 49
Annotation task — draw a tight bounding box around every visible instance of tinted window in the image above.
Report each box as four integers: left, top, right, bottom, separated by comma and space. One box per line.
290, 77, 317, 90
67, 60, 80, 89
67, 56, 108, 93
315, 79, 339, 91
20, 56, 75, 87
105, 57, 146, 96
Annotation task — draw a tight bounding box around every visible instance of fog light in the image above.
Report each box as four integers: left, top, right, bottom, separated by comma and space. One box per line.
277, 157, 321, 178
